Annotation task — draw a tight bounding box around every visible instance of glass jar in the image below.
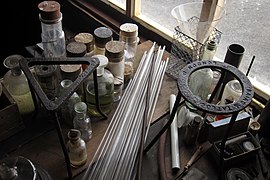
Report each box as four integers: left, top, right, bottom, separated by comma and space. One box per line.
220, 79, 242, 105
119, 23, 139, 85
38, 1, 66, 58
74, 32, 95, 61
93, 27, 113, 55
61, 41, 86, 100
73, 102, 92, 142
59, 79, 81, 127
85, 55, 114, 117
105, 41, 125, 102
3, 55, 35, 116
66, 129, 87, 167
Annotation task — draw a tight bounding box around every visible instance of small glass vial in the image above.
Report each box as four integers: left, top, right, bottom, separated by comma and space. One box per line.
105, 41, 125, 102
67, 129, 87, 167
73, 102, 92, 142
59, 79, 81, 127
85, 55, 114, 117
119, 23, 139, 85
184, 116, 202, 145
202, 40, 217, 61
3, 55, 36, 116
93, 27, 113, 55
38, 1, 66, 58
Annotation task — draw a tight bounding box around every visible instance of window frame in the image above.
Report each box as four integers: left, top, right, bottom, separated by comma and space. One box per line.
67, 0, 270, 105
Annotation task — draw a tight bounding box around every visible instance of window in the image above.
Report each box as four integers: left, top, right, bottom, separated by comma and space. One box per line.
70, 0, 270, 100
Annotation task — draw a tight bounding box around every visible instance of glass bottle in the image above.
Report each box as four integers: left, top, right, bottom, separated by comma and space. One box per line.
61, 41, 86, 100
220, 79, 242, 105
201, 40, 217, 60
119, 23, 139, 85
73, 102, 92, 142
184, 116, 202, 145
85, 55, 114, 117
66, 129, 87, 167
93, 27, 113, 55
3, 55, 35, 116
186, 40, 216, 110
38, 1, 66, 58
59, 79, 81, 127
74, 32, 95, 63
105, 41, 125, 102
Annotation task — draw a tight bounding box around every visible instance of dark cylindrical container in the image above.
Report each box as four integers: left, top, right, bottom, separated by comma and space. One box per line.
219, 44, 245, 98
258, 98, 270, 139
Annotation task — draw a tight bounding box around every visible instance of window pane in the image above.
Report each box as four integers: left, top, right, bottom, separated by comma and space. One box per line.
139, 0, 270, 89
105, 0, 126, 10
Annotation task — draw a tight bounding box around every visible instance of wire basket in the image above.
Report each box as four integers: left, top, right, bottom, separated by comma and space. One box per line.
166, 19, 222, 80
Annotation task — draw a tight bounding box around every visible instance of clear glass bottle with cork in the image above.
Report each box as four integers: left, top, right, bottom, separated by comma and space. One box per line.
38, 1, 66, 58
73, 102, 92, 142
66, 129, 87, 167
186, 40, 217, 110
93, 27, 113, 55
74, 32, 95, 61
3, 55, 36, 116
61, 41, 86, 100
119, 23, 139, 86
105, 40, 125, 102
59, 79, 81, 127
85, 55, 114, 117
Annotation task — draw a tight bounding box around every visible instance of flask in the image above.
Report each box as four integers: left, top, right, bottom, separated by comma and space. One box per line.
66, 129, 87, 167
3, 55, 35, 116
93, 27, 113, 55
105, 41, 125, 102
59, 79, 81, 127
38, 1, 66, 58
85, 55, 114, 117
183, 116, 202, 145
119, 23, 139, 85
73, 102, 92, 142
186, 40, 216, 110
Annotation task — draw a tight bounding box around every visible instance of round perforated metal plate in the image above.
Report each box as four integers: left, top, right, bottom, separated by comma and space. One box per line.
178, 60, 254, 115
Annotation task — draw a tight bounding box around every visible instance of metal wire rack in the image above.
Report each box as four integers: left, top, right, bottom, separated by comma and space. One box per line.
166, 16, 222, 80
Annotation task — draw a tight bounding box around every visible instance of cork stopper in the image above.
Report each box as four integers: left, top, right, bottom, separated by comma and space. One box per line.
74, 33, 94, 53
105, 41, 125, 61
120, 23, 138, 37
94, 27, 113, 48
38, 1, 61, 23
66, 41, 87, 57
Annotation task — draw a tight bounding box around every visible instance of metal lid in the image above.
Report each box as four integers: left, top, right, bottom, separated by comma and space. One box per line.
74, 33, 94, 53
105, 41, 125, 60
94, 27, 113, 48
66, 41, 87, 57
38, 1, 61, 23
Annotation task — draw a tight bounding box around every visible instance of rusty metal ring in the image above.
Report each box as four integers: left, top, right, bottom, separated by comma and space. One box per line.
178, 60, 254, 114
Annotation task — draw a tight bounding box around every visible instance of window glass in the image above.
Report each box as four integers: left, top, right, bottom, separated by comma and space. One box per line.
105, 0, 126, 10
138, 0, 270, 89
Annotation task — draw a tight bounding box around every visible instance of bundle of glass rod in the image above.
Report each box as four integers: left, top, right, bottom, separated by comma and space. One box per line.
82, 42, 168, 180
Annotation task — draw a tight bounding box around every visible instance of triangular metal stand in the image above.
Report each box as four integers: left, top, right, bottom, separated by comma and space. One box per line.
19, 57, 106, 179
